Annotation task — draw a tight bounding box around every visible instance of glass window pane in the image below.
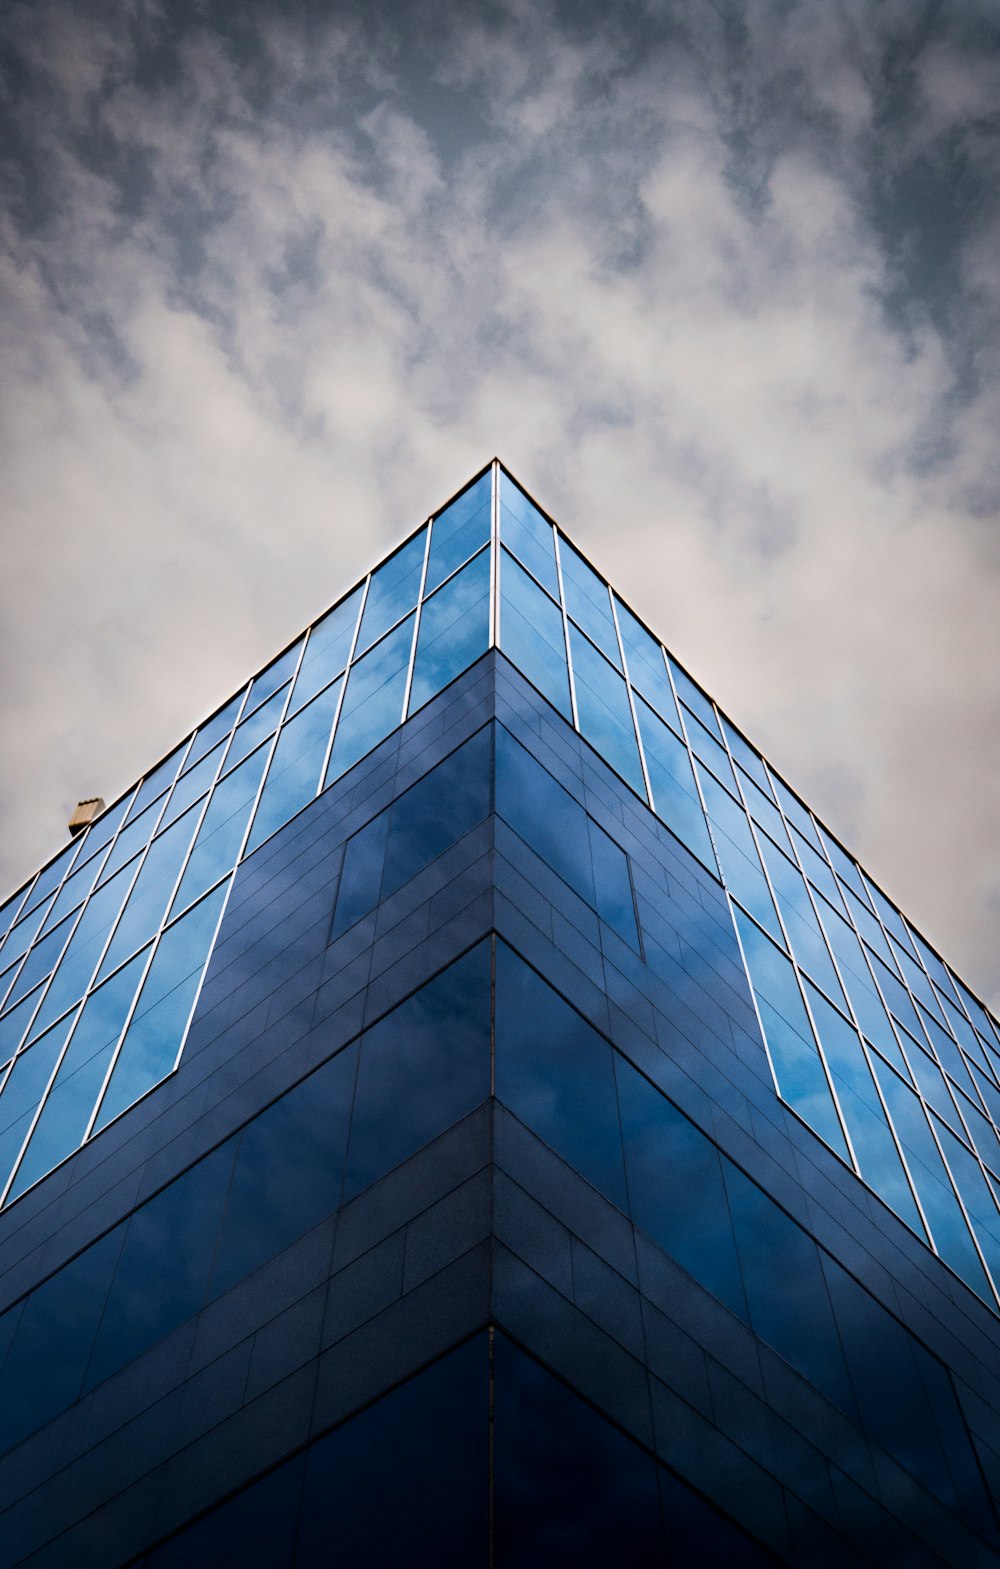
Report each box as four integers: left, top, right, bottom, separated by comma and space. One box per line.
221, 684, 288, 776
738, 770, 787, 849
634, 697, 715, 873
159, 739, 225, 831
331, 812, 391, 941
171, 745, 270, 916
96, 808, 201, 984
38, 851, 103, 937
382, 728, 491, 898
246, 680, 341, 854
872, 1059, 992, 1300
0, 901, 54, 996
94, 884, 228, 1132
126, 743, 187, 825
720, 716, 772, 796
356, 530, 426, 656
69, 795, 132, 883
27, 863, 136, 1037
687, 711, 738, 792
615, 600, 677, 723
0, 1016, 75, 1196
496, 726, 594, 902
494, 943, 628, 1211
498, 472, 558, 597
8, 950, 150, 1200
822, 904, 907, 1070
84, 1140, 236, 1389
2, 914, 74, 1014
559, 539, 620, 666
343, 942, 491, 1201
19, 841, 78, 920
290, 587, 362, 714
185, 690, 246, 772
724, 1159, 857, 1416
498, 549, 571, 719
734, 909, 848, 1158
935, 1118, 1000, 1296
667, 659, 718, 737
407, 546, 490, 715
96, 799, 163, 888
699, 771, 782, 943
425, 471, 492, 593
0, 1224, 125, 1452
773, 777, 820, 850
756, 833, 846, 1008
209, 1044, 358, 1300
0, 992, 42, 1063
494, 1333, 664, 1566
325, 615, 414, 786
567, 625, 645, 796
616, 1054, 746, 1317
246, 640, 302, 715
805, 981, 925, 1237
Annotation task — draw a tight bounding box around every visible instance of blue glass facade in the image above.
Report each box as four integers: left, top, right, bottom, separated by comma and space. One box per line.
1, 464, 999, 1566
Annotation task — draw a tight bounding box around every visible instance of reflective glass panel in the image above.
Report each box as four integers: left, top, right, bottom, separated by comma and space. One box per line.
126, 743, 187, 825
38, 851, 102, 936
615, 599, 677, 723
498, 549, 571, 719
27, 864, 135, 1037
699, 771, 782, 943
94, 883, 228, 1132
184, 690, 245, 772
734, 909, 848, 1158
96, 807, 201, 983
721, 716, 772, 796
498, 471, 559, 597
246, 679, 341, 854
221, 683, 288, 775
495, 943, 628, 1210
290, 585, 362, 714
96, 799, 164, 888
356, 529, 426, 655
246, 640, 302, 714
559, 538, 620, 666
159, 740, 225, 830
567, 625, 645, 796
171, 745, 270, 915
633, 697, 716, 873
343, 942, 491, 1200
407, 546, 490, 715
8, 950, 149, 1200
425, 471, 492, 594
326, 615, 414, 785
667, 659, 718, 737
0, 1017, 73, 1196
19, 841, 78, 920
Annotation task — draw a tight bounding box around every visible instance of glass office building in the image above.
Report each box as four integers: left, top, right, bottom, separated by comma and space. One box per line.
1, 462, 999, 1565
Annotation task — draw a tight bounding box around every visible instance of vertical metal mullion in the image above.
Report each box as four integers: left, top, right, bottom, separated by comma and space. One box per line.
552, 532, 579, 732
319, 575, 371, 792
400, 523, 433, 723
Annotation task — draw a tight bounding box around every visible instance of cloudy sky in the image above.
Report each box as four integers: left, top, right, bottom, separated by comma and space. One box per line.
2, 0, 998, 1008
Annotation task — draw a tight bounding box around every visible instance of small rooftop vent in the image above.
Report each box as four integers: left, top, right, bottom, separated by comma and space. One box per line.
68, 798, 105, 837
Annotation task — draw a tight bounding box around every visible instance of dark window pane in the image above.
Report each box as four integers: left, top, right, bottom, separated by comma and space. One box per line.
210, 1044, 358, 1300
326, 615, 414, 785
291, 586, 363, 714
494, 1333, 664, 1567
724, 1160, 857, 1417
332, 729, 491, 939
659, 1466, 781, 1565
496, 726, 593, 900
568, 627, 645, 797
498, 472, 558, 597
0, 1224, 124, 1452
297, 1336, 488, 1566
247, 679, 341, 854
425, 471, 492, 593
495, 943, 628, 1211
700, 772, 782, 944
8, 950, 149, 1200
756, 834, 845, 1009
343, 942, 491, 1200
559, 539, 620, 666
498, 549, 571, 719
588, 819, 639, 953
94, 884, 228, 1132
356, 530, 426, 655
85, 1139, 236, 1389
616, 1055, 746, 1318
148, 1457, 302, 1569
408, 546, 490, 714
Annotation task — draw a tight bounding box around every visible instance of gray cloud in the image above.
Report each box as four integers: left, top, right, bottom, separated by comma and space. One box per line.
1, 0, 998, 1007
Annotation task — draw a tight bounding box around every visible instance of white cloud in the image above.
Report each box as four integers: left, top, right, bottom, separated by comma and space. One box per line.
1, 0, 998, 1009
